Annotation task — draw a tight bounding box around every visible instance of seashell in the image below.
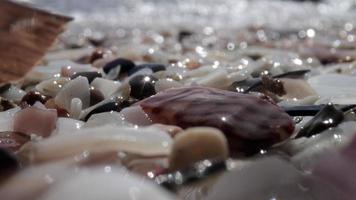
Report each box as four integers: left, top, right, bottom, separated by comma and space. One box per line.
13, 103, 58, 138
154, 79, 183, 93
0, 161, 75, 200
54, 117, 84, 135
38, 168, 176, 200
0, 131, 30, 152
119, 106, 152, 126
35, 77, 71, 97
280, 78, 317, 100
55, 76, 90, 111
69, 98, 83, 119
91, 78, 121, 98
140, 86, 295, 155
194, 69, 233, 90
17, 125, 172, 163
148, 124, 183, 138
83, 112, 131, 128
0, 107, 21, 132
168, 127, 229, 170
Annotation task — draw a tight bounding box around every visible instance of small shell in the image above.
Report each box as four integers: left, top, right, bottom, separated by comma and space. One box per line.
55, 77, 90, 111
70, 98, 82, 119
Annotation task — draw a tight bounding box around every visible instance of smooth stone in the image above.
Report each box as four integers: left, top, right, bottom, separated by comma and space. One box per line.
168, 127, 229, 171
55, 76, 90, 111
129, 75, 157, 100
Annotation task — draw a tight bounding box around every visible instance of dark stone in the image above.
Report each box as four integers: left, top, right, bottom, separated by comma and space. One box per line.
103, 58, 135, 75
84, 100, 131, 121
90, 88, 105, 106
129, 75, 157, 100
70, 71, 102, 83
21, 91, 48, 106
296, 104, 344, 138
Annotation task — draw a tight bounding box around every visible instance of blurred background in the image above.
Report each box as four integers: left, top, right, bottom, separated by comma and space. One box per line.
16, 0, 356, 30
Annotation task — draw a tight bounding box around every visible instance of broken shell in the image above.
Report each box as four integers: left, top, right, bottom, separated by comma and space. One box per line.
35, 77, 70, 97
55, 76, 90, 111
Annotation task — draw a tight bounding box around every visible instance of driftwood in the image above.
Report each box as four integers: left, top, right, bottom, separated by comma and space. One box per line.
0, 0, 72, 83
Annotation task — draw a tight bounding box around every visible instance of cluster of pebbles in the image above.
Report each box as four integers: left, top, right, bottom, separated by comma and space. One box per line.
3, 6, 356, 199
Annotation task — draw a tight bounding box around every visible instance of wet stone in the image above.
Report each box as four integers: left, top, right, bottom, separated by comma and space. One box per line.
129, 75, 158, 100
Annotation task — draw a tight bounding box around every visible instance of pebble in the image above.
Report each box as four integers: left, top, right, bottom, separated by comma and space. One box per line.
168, 127, 229, 170
129, 75, 157, 100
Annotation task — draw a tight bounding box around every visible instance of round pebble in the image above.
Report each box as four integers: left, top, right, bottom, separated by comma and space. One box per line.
169, 127, 229, 170
129, 75, 158, 100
